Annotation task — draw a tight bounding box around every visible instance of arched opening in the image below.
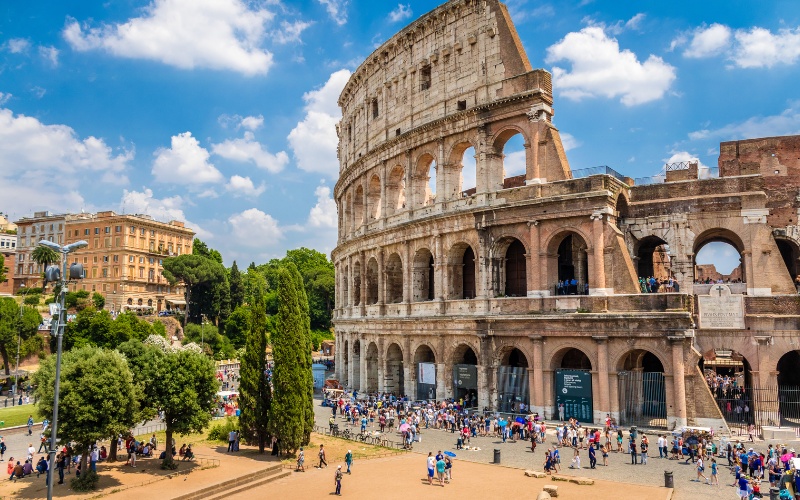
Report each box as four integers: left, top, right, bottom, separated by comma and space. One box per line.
693, 230, 745, 285
636, 236, 672, 291
617, 349, 667, 428
343, 340, 349, 387
554, 347, 593, 423
353, 185, 364, 229
367, 174, 381, 221
497, 347, 529, 413
552, 232, 589, 295
495, 131, 527, 189
352, 261, 362, 306
452, 344, 479, 407
776, 238, 800, 286
366, 257, 379, 305
777, 351, 800, 426
414, 345, 437, 400
385, 343, 404, 396
365, 342, 379, 393
412, 248, 435, 302
414, 154, 437, 208
342, 266, 349, 306
385, 253, 403, 303
700, 349, 753, 426
386, 166, 406, 215
448, 243, 476, 299
352, 340, 361, 390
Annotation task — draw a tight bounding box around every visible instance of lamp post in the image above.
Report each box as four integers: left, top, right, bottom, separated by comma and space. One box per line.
38, 239, 87, 500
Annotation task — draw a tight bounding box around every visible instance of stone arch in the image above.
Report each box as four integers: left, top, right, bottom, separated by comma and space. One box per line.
365, 342, 379, 393
367, 173, 381, 221
412, 247, 435, 302
546, 230, 590, 295
385, 252, 403, 303
385, 342, 405, 396
413, 152, 437, 208
448, 140, 477, 198
493, 236, 527, 297
496, 344, 530, 413
386, 165, 406, 215
353, 185, 365, 228
352, 260, 362, 306
447, 242, 477, 299
692, 228, 745, 284
366, 257, 379, 305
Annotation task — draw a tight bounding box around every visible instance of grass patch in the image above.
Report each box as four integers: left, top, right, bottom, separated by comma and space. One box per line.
0, 404, 37, 428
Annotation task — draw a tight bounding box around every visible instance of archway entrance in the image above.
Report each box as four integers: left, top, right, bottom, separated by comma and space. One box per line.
554, 348, 593, 423
452, 344, 478, 408
365, 343, 379, 393
617, 349, 667, 428
777, 351, 800, 426
352, 340, 361, 390
414, 345, 437, 400
700, 349, 753, 427
385, 343, 404, 396
497, 348, 529, 413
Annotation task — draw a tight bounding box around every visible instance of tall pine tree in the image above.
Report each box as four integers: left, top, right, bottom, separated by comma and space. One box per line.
269, 264, 313, 454
238, 274, 271, 453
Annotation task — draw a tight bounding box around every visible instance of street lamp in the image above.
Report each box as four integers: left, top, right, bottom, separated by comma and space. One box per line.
38, 239, 87, 500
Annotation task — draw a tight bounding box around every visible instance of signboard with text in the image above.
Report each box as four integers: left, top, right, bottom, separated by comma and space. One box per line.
555, 369, 593, 423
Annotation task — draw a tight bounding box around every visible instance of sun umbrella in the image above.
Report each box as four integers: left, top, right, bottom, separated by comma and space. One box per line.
444, 451, 456, 458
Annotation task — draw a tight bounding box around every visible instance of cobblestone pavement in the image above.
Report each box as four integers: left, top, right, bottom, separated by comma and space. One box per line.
313, 401, 799, 500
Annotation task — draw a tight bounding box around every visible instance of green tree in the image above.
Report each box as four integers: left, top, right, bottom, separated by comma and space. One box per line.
33, 346, 140, 477
269, 264, 313, 454
0, 298, 42, 375
229, 261, 245, 309
161, 254, 226, 326
91, 292, 105, 310
238, 280, 271, 452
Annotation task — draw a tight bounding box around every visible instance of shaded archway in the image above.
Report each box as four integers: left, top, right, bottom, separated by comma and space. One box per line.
693, 229, 745, 284
448, 243, 476, 299
452, 344, 479, 407
550, 232, 589, 295
386, 166, 406, 215
497, 347, 529, 413
365, 342, 379, 393
412, 248, 435, 302
367, 174, 381, 221
617, 349, 667, 428
413, 153, 437, 208
352, 261, 362, 306
353, 185, 364, 229
636, 236, 671, 287
414, 345, 437, 400
366, 257, 378, 305
385, 253, 403, 303
385, 343, 404, 396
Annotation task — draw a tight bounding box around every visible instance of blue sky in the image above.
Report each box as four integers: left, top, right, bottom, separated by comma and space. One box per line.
1, 0, 799, 267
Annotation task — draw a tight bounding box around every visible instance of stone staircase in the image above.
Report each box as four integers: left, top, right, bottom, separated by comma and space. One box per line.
172, 463, 290, 500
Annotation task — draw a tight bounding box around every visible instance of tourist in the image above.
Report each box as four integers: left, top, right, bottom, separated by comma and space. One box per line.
334, 465, 343, 496
318, 444, 328, 468
345, 450, 353, 474
427, 452, 435, 485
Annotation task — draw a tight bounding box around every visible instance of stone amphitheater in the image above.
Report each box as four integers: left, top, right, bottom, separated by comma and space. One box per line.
331, 0, 800, 435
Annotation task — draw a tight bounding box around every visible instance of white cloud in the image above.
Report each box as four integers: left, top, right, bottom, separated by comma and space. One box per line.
228, 208, 282, 247
560, 132, 580, 151
308, 184, 337, 228
317, 0, 348, 26
388, 4, 412, 23
287, 69, 351, 178
226, 175, 265, 197
733, 27, 800, 68
273, 20, 312, 45
688, 101, 800, 141
545, 26, 676, 106
212, 131, 288, 173
152, 132, 224, 184
239, 115, 264, 131
63, 0, 275, 76
39, 46, 59, 66
120, 188, 210, 238
682, 24, 732, 58
7, 38, 30, 54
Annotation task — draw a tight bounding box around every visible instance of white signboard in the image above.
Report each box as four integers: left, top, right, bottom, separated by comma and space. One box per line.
418, 362, 436, 385
697, 284, 745, 329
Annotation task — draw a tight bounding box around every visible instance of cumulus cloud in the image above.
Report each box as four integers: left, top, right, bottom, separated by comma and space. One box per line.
212, 131, 288, 173
545, 26, 676, 106
63, 0, 275, 76
733, 27, 800, 68
152, 132, 224, 184
388, 4, 412, 23
228, 208, 282, 247
688, 101, 800, 141
287, 69, 351, 178
317, 0, 348, 26
226, 175, 266, 197
682, 24, 732, 58
308, 184, 337, 228
273, 20, 312, 44
7, 38, 30, 54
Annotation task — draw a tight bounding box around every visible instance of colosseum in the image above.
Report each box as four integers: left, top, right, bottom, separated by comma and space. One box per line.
331, 0, 800, 434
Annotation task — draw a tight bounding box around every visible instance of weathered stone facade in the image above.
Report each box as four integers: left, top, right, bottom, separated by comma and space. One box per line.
332, 0, 800, 431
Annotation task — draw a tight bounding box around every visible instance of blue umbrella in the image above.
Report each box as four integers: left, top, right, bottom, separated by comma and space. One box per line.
444, 451, 456, 457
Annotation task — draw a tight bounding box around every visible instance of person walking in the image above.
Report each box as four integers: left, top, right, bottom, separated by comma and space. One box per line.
318, 444, 328, 468
334, 465, 343, 495
345, 450, 353, 474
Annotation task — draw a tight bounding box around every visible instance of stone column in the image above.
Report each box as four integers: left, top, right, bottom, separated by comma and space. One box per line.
589, 211, 611, 295
594, 336, 610, 423
436, 362, 446, 400
531, 336, 545, 415
669, 336, 688, 428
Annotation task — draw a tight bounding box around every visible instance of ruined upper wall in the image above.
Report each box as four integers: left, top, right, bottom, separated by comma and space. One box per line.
337, 0, 549, 174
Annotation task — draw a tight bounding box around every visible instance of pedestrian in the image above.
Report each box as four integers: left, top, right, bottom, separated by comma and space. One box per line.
318, 444, 328, 468
345, 449, 353, 474
334, 465, 343, 495
695, 456, 708, 484
427, 452, 435, 485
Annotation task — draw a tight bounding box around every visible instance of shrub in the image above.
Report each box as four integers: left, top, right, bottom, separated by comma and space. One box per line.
208, 416, 239, 442
70, 470, 99, 492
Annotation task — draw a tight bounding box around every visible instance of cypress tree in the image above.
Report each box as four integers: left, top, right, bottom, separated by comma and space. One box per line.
269, 264, 313, 454
238, 273, 271, 453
